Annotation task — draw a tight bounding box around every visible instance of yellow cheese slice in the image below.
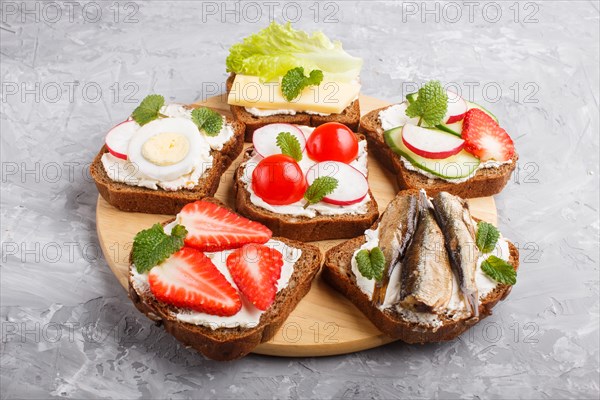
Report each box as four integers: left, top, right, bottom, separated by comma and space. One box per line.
227, 74, 360, 114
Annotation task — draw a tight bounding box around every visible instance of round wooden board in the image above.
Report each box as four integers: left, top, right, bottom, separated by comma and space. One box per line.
96, 94, 497, 357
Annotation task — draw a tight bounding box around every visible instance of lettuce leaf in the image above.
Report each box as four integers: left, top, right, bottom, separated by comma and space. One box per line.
226, 22, 363, 82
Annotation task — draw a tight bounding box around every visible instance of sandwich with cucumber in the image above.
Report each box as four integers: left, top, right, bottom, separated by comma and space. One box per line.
323, 189, 519, 342
128, 198, 321, 360
91, 95, 245, 214
360, 81, 518, 198
226, 22, 363, 141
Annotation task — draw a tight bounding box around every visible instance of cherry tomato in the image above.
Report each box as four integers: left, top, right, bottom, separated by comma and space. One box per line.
252, 154, 307, 205
306, 122, 359, 163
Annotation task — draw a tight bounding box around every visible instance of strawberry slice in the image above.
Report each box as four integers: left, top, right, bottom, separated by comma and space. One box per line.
179, 201, 272, 252
462, 108, 515, 162
148, 247, 242, 316
226, 244, 284, 310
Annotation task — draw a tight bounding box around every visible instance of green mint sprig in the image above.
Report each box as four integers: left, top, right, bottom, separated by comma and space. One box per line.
131, 94, 166, 126
303, 176, 338, 209
191, 107, 223, 136
476, 221, 500, 253
481, 255, 516, 285
276, 132, 303, 161
281, 67, 324, 101
405, 80, 448, 127
355, 247, 385, 281
132, 223, 188, 273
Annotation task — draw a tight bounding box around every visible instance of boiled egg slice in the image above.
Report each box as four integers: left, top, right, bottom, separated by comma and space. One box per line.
128, 117, 209, 181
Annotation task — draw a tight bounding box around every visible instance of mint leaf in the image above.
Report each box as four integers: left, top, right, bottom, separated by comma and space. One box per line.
281, 67, 324, 101
169, 224, 188, 249
405, 81, 448, 127
355, 247, 385, 281
481, 255, 516, 285
476, 221, 500, 253
303, 176, 338, 208
276, 132, 303, 161
191, 107, 223, 136
131, 94, 165, 126
406, 92, 417, 104
132, 223, 188, 273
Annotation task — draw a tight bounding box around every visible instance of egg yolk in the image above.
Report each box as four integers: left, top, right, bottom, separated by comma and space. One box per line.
141, 132, 190, 166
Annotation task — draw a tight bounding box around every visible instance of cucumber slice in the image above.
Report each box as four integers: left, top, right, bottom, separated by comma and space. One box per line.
436, 123, 461, 137
383, 126, 480, 179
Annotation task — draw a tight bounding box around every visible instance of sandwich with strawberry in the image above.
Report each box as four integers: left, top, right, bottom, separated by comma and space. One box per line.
128, 199, 321, 360
359, 80, 518, 198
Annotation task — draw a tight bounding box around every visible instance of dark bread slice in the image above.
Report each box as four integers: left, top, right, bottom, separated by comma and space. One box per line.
359, 106, 518, 198
233, 143, 379, 242
90, 113, 245, 215
226, 73, 360, 142
322, 214, 520, 343
128, 199, 322, 361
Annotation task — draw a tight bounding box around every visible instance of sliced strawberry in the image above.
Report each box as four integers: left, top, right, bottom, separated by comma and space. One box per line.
179, 201, 272, 252
148, 247, 242, 316
462, 108, 515, 162
226, 244, 284, 310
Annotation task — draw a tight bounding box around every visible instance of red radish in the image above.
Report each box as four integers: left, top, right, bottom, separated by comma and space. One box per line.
306, 161, 368, 206
105, 120, 138, 160
401, 125, 465, 159
445, 90, 468, 124
252, 123, 306, 158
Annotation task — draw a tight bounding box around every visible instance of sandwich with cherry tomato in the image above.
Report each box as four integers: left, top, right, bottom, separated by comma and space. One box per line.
359, 80, 518, 198
234, 122, 379, 242
225, 22, 363, 142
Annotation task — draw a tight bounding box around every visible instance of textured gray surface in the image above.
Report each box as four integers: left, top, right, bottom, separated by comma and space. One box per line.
1, 1, 599, 398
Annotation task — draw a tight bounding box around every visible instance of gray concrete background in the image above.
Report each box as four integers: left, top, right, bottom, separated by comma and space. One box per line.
1, 1, 598, 398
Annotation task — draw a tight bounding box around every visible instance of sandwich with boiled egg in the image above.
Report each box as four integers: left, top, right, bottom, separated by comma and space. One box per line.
226, 22, 363, 141
91, 95, 245, 214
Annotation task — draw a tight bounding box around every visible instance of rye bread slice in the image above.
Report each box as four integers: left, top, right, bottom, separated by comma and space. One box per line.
233, 141, 380, 242
226, 73, 360, 142
322, 192, 520, 343
359, 106, 518, 198
90, 112, 245, 215
128, 199, 322, 361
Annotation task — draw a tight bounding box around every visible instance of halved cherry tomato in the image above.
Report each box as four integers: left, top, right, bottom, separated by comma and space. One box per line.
306, 122, 359, 163
252, 154, 307, 205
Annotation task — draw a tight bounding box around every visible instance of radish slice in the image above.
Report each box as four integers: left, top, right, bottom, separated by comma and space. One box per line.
253, 123, 306, 158
105, 120, 139, 160
402, 125, 465, 160
306, 161, 368, 206
445, 90, 468, 124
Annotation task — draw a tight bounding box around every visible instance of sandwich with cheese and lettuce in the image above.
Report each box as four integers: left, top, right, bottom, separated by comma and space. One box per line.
226, 22, 363, 141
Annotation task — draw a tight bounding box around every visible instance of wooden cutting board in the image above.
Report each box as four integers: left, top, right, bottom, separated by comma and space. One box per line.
96, 94, 497, 357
